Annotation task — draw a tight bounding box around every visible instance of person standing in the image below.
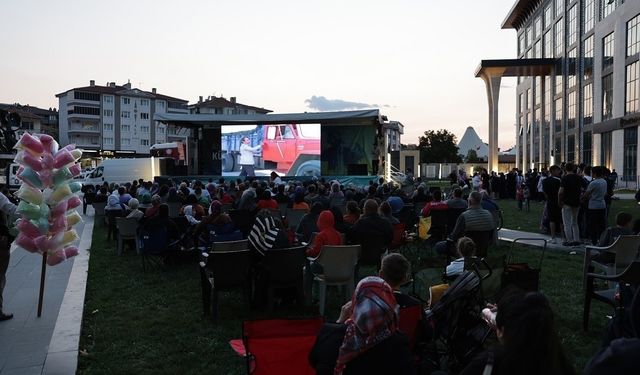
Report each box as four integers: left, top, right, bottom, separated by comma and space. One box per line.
559, 163, 584, 247
239, 136, 261, 178
584, 167, 608, 245
0, 191, 17, 321
542, 165, 563, 244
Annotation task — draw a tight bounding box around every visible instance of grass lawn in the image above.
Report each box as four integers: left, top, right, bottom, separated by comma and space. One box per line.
500, 198, 640, 234
79, 220, 619, 374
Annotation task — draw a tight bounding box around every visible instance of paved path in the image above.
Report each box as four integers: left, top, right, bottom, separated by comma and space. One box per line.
0, 206, 93, 375
498, 228, 590, 253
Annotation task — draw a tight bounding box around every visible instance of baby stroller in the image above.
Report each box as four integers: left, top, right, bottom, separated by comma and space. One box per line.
425, 270, 491, 373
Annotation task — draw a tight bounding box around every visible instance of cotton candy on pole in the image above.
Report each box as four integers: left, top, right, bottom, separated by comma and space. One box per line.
11, 133, 84, 266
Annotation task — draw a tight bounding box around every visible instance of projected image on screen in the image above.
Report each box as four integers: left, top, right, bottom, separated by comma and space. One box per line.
221, 124, 321, 177
321, 125, 375, 176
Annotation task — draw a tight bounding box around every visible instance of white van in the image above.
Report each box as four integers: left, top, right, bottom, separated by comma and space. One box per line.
84, 158, 161, 186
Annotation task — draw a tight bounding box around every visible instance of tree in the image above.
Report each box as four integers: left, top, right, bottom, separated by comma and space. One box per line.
418, 129, 462, 163
466, 149, 480, 163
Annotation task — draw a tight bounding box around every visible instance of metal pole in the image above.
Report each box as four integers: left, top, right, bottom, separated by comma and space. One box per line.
37, 252, 47, 318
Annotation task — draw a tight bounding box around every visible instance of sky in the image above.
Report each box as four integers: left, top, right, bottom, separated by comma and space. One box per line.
0, 0, 519, 150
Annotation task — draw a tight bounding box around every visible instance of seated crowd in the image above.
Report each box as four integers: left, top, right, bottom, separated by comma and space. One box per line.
81, 175, 633, 375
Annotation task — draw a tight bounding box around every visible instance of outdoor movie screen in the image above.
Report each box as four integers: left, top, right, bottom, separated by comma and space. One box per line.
220, 124, 321, 177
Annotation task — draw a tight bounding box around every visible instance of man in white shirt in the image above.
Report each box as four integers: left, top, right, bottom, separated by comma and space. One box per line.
239, 137, 261, 178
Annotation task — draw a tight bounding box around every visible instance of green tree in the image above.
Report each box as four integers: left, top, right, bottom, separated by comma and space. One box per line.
418, 129, 462, 163
466, 149, 480, 163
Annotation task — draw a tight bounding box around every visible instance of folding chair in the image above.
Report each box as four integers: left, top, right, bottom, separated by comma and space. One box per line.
199, 249, 251, 321
211, 239, 249, 252
115, 217, 139, 256
92, 201, 106, 224
583, 236, 640, 330
229, 317, 324, 375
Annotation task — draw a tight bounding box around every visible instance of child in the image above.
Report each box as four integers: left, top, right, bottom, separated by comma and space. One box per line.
445, 237, 476, 277
523, 185, 531, 212
516, 185, 524, 211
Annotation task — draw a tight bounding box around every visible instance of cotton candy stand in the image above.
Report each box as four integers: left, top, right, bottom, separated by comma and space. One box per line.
10, 133, 84, 317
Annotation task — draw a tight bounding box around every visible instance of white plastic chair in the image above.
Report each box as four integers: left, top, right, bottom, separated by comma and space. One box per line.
116, 217, 139, 255
311, 245, 360, 315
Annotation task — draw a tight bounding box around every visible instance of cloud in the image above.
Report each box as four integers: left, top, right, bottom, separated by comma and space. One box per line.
304, 95, 388, 111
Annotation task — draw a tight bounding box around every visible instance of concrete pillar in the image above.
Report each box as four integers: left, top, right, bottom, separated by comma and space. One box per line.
593, 133, 601, 166
612, 129, 624, 172
481, 73, 502, 173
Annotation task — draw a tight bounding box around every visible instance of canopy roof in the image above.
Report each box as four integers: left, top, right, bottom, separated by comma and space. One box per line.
154, 109, 383, 128
475, 58, 556, 78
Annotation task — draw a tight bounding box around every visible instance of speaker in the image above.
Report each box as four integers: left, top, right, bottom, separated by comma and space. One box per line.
347, 164, 368, 175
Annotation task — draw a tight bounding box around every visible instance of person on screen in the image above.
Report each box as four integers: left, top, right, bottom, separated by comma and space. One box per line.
239, 136, 261, 177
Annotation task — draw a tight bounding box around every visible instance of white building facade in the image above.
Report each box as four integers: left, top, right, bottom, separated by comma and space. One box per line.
56, 81, 189, 158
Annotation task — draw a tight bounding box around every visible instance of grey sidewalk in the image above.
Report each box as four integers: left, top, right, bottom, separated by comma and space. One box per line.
0, 207, 93, 375
498, 227, 589, 253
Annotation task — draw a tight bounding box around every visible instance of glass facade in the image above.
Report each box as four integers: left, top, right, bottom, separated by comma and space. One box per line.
602, 74, 614, 121
603, 32, 615, 70
555, 0, 564, 17
627, 61, 640, 114
624, 127, 638, 181
601, 131, 612, 168
544, 30, 553, 58
568, 91, 577, 129
567, 134, 575, 163
555, 97, 563, 133
602, 0, 622, 20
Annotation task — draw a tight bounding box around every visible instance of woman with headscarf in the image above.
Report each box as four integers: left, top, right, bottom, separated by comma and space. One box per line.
105, 194, 126, 214
180, 194, 205, 220
125, 198, 144, 221
183, 205, 200, 226
193, 200, 239, 246
236, 189, 257, 212
309, 276, 412, 375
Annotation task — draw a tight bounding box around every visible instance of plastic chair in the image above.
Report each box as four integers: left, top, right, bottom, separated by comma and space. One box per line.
285, 209, 307, 231
229, 317, 324, 375
115, 217, 139, 256
92, 201, 106, 223
311, 245, 360, 315
140, 227, 180, 271
199, 249, 251, 321
262, 246, 307, 310
583, 236, 640, 330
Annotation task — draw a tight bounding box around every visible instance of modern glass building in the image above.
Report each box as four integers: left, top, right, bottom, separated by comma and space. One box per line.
503, 0, 640, 182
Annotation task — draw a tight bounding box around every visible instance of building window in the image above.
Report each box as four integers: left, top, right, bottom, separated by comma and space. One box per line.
73, 91, 100, 101
526, 25, 532, 47
627, 61, 640, 114
103, 95, 113, 104
141, 126, 150, 133
624, 127, 638, 181
122, 125, 130, 132
140, 139, 149, 146
122, 138, 130, 146
554, 137, 562, 161
555, 97, 563, 133
69, 106, 100, 116
535, 77, 542, 107
140, 113, 149, 120
157, 126, 165, 134
584, 35, 594, 80
534, 17, 542, 39
103, 109, 113, 117
603, 32, 614, 71
157, 101, 165, 109
544, 5, 552, 29
104, 137, 113, 146
555, 19, 564, 57
568, 91, 576, 129
584, 83, 593, 125
534, 40, 541, 58
601, 132, 612, 168
121, 111, 130, 118
122, 97, 130, 105
141, 99, 149, 106
103, 123, 113, 131
567, 5, 577, 46
628, 14, 640, 57
567, 135, 575, 163
601, 0, 621, 20
568, 48, 577, 88
526, 89, 531, 110
555, 0, 564, 17
602, 74, 614, 121
583, 131, 592, 165
555, 75, 563, 96
584, 0, 595, 33
543, 30, 552, 58
21, 122, 34, 130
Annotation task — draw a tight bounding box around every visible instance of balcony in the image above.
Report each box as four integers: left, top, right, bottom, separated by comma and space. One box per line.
68, 124, 100, 133
70, 136, 100, 148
